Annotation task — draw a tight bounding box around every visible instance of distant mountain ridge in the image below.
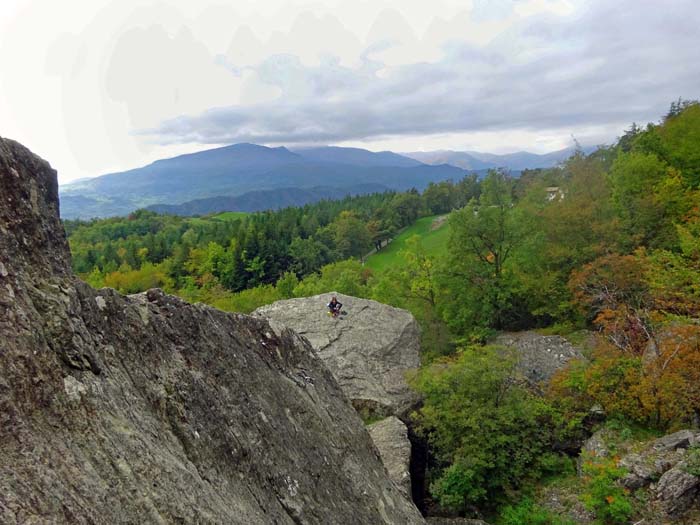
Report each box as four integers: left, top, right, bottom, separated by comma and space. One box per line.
404, 146, 596, 171
291, 146, 422, 168
59, 144, 465, 219
59, 143, 584, 219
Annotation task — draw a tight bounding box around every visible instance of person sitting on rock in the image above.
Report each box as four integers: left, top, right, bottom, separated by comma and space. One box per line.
327, 296, 342, 318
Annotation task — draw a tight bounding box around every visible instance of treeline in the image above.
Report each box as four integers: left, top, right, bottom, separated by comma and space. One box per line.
66, 176, 479, 295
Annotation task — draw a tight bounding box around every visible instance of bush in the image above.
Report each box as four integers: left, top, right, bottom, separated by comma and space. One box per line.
293, 259, 372, 298
580, 455, 633, 525
499, 497, 574, 525
206, 284, 281, 314
412, 345, 570, 512
684, 445, 700, 477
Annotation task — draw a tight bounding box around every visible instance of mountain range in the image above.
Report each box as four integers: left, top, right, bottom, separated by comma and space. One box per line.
403, 146, 596, 171
59, 143, 586, 219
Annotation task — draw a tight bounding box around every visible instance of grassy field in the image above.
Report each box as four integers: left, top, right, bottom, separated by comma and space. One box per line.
364, 215, 450, 272
187, 211, 248, 226
214, 211, 249, 221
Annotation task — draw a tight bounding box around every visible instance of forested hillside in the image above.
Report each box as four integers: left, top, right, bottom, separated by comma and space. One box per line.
67, 175, 479, 312
66, 101, 700, 523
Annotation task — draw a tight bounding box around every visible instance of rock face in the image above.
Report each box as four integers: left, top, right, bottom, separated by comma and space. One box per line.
254, 293, 422, 418
493, 331, 584, 384
655, 465, 700, 517
368, 416, 413, 497
617, 430, 698, 491
610, 429, 700, 520
0, 137, 424, 524
582, 428, 613, 458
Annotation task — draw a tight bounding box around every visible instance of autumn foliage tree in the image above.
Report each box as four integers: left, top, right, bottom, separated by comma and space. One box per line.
569, 253, 652, 354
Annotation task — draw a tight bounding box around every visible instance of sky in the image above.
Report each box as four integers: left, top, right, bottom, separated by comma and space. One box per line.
0, 0, 698, 183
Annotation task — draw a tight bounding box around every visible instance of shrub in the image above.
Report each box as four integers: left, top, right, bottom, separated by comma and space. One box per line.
499, 497, 574, 525
412, 345, 570, 511
580, 455, 633, 524
684, 445, 700, 477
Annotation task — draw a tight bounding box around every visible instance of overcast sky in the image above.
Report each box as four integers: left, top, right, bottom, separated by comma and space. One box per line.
1, 0, 698, 183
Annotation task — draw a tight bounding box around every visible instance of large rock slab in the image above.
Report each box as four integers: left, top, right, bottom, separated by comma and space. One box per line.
368, 416, 413, 497
254, 292, 422, 417
653, 429, 697, 452
0, 137, 424, 524
494, 331, 584, 384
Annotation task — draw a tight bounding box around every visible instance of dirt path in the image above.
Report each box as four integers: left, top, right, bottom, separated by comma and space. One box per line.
430, 215, 448, 231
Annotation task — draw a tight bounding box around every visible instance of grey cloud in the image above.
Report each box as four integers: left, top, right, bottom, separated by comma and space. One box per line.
144, 0, 700, 147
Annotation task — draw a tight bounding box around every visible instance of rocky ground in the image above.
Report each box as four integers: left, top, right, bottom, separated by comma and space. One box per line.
493, 331, 585, 385
538, 426, 700, 524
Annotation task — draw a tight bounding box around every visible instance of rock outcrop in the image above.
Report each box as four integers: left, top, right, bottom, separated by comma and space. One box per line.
603, 428, 700, 520
617, 430, 698, 491
493, 331, 584, 384
0, 137, 424, 524
654, 465, 700, 517
254, 293, 422, 418
368, 416, 413, 497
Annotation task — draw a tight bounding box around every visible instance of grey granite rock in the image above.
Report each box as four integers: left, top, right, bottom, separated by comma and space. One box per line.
0, 137, 425, 525
368, 416, 413, 497
654, 465, 700, 517
652, 429, 696, 452
254, 293, 422, 418
493, 331, 584, 384
616, 430, 698, 491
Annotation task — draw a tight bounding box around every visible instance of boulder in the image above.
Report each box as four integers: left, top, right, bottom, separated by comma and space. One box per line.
254, 293, 422, 418
0, 137, 425, 524
582, 428, 612, 459
616, 429, 697, 490
654, 465, 700, 517
368, 416, 413, 497
578, 427, 612, 476
652, 429, 696, 452
493, 331, 584, 384
619, 453, 662, 490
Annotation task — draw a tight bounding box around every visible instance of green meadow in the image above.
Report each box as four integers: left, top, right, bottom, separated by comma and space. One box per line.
364, 214, 450, 272
213, 211, 249, 221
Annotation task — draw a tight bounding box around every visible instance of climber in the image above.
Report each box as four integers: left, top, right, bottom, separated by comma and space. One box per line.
327, 296, 343, 318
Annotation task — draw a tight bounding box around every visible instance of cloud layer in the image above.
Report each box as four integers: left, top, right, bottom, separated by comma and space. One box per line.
1, 0, 698, 182
147, 0, 700, 147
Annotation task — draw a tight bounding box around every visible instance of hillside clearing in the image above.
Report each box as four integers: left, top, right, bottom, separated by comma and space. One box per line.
364, 215, 450, 272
